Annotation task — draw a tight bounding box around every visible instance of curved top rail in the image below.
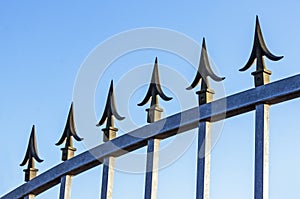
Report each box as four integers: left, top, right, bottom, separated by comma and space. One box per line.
2, 74, 300, 199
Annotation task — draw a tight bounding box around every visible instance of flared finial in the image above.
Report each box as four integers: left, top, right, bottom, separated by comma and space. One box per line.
56, 102, 83, 161
186, 38, 225, 105
138, 57, 172, 123
97, 80, 125, 141
20, 125, 43, 182
239, 16, 283, 87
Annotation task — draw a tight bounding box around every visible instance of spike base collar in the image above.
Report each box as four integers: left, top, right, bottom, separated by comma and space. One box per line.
102, 127, 118, 142
251, 69, 272, 87
61, 146, 76, 161
23, 168, 38, 182
146, 106, 163, 123
196, 88, 215, 105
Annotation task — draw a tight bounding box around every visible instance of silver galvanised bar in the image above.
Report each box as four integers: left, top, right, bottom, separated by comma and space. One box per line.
239, 16, 283, 199
196, 121, 211, 199
138, 57, 172, 199
187, 38, 225, 199
59, 175, 72, 199
56, 103, 83, 199
100, 156, 115, 199
97, 80, 125, 199
20, 125, 44, 199
2, 74, 300, 199
254, 104, 270, 199
100, 126, 118, 199
144, 138, 160, 199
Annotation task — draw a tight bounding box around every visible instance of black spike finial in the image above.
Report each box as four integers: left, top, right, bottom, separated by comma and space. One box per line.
20, 125, 43, 182
239, 16, 283, 87
138, 57, 172, 123
56, 102, 83, 161
186, 38, 225, 105
97, 80, 125, 141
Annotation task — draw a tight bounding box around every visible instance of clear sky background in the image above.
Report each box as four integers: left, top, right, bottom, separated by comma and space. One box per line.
1, 1, 300, 199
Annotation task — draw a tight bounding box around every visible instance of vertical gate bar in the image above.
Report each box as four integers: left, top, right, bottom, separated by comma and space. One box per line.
137, 57, 172, 199
59, 175, 73, 199
196, 121, 211, 199
238, 16, 282, 199
20, 125, 44, 199
97, 81, 125, 199
100, 127, 117, 199
186, 38, 225, 199
101, 156, 115, 199
56, 103, 83, 199
144, 138, 160, 199
143, 105, 162, 199
254, 104, 269, 199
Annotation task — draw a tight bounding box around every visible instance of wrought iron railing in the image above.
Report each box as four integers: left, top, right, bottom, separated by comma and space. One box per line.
1, 16, 298, 199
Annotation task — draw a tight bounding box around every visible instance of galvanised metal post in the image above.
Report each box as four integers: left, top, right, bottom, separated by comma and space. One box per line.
20, 125, 44, 199
187, 38, 225, 199
239, 16, 283, 199
138, 57, 172, 199
97, 80, 125, 199
55, 102, 83, 199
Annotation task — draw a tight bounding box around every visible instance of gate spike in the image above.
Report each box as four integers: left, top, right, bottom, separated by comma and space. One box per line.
20, 125, 43, 181
97, 81, 124, 199
56, 102, 83, 161
138, 57, 172, 123
138, 57, 172, 107
20, 125, 43, 166
186, 38, 225, 105
97, 80, 125, 141
239, 16, 283, 86
97, 80, 125, 128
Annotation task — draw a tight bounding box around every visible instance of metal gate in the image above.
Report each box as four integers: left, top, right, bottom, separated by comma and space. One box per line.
1, 16, 299, 199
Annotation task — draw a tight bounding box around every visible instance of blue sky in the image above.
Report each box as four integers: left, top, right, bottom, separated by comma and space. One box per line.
1, 1, 300, 198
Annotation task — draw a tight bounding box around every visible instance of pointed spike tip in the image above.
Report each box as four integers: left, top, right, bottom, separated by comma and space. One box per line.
20, 125, 44, 167
155, 57, 158, 64
202, 37, 206, 49
187, 38, 225, 90
255, 16, 261, 32
55, 103, 83, 146
137, 58, 172, 106
239, 15, 284, 72
31, 125, 35, 133
97, 80, 125, 127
